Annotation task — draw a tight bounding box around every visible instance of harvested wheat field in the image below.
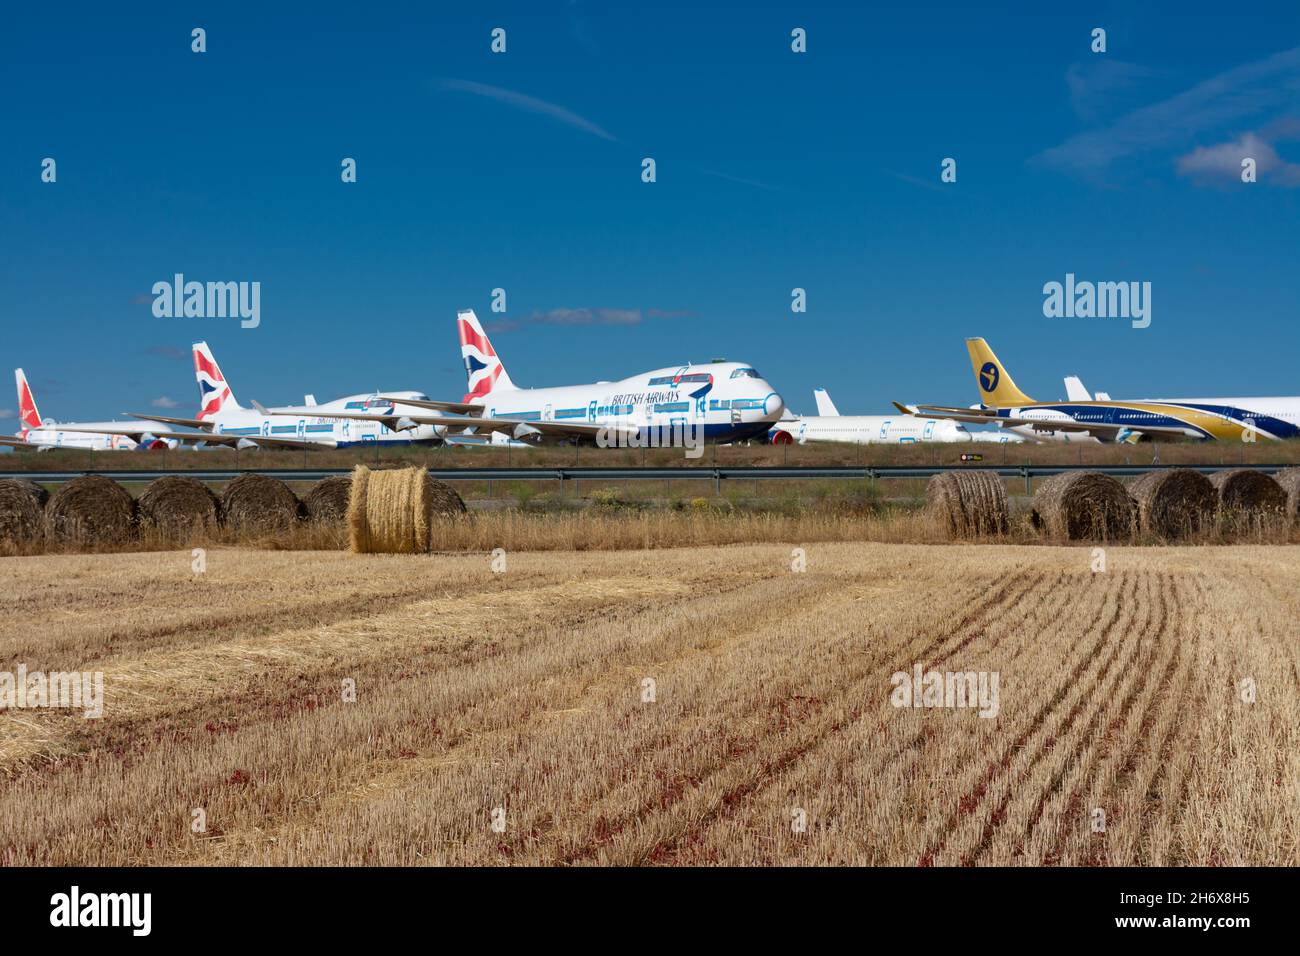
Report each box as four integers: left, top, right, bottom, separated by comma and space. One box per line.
1, 543, 1296, 867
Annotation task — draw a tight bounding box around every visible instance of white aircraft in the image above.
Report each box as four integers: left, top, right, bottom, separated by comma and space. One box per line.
349, 309, 785, 446
768, 388, 974, 444
122, 343, 448, 450
1064, 376, 1110, 403
968, 430, 1026, 444
0, 369, 189, 452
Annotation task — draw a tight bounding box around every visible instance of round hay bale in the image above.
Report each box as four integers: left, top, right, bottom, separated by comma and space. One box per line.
1208, 469, 1287, 534
925, 470, 1008, 539
45, 475, 136, 546
220, 473, 302, 535
1273, 467, 1300, 524
304, 475, 352, 524
1031, 471, 1135, 541
137, 475, 220, 539
0, 478, 49, 545
1127, 469, 1216, 539
348, 465, 466, 554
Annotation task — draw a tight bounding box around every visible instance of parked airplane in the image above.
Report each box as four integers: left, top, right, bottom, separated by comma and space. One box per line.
913, 338, 1300, 442
968, 430, 1026, 444
1064, 376, 1111, 403
124, 343, 447, 449
0, 369, 187, 451
769, 388, 974, 444
351, 310, 785, 446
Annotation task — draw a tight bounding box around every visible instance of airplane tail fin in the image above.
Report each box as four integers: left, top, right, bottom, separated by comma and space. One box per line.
458, 308, 515, 404
966, 338, 1034, 407
1063, 375, 1091, 403
193, 341, 241, 420
813, 387, 840, 417
14, 369, 42, 430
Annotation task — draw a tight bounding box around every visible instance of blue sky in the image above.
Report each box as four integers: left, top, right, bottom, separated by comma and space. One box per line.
2, 1, 1297, 427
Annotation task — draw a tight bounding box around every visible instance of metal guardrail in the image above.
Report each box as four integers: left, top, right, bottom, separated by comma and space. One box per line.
2, 463, 1295, 484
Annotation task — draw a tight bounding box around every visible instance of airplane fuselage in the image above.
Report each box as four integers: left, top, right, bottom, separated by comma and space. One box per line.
17, 419, 180, 451
992, 397, 1300, 442
479, 362, 784, 443
770, 415, 972, 445
208, 392, 445, 447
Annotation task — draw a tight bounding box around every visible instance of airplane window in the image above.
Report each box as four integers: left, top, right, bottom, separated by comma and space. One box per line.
730, 368, 760, 379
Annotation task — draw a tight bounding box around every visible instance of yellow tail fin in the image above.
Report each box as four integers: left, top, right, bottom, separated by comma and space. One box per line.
966, 338, 1034, 406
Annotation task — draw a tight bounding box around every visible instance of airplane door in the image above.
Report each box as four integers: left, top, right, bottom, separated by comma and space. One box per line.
261, 420, 270, 437
879, 420, 891, 440
588, 400, 598, 422
297, 419, 306, 438
923, 420, 935, 440
543, 404, 554, 422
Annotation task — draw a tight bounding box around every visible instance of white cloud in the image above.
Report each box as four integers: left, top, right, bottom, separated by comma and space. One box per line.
437, 79, 617, 141
1177, 132, 1300, 186
1065, 60, 1164, 122
484, 307, 689, 334
1035, 45, 1300, 178
150, 396, 179, 408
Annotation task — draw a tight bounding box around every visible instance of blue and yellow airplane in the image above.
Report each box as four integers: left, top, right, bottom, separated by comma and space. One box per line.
900, 338, 1300, 443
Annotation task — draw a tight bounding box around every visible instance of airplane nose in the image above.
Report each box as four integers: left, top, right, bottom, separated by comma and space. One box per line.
763, 390, 784, 420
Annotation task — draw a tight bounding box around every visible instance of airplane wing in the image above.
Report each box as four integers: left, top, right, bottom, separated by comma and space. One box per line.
125, 412, 215, 431
911, 404, 1201, 439
181, 433, 337, 450
338, 410, 639, 442
376, 396, 485, 415
255, 408, 431, 431
0, 434, 32, 447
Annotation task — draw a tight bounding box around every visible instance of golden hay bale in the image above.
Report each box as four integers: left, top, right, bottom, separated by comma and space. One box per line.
220, 473, 303, 535
304, 475, 352, 524
1031, 471, 1136, 541
1208, 469, 1287, 533
137, 475, 220, 538
1127, 469, 1217, 539
45, 475, 136, 545
0, 478, 49, 544
925, 470, 1008, 539
348, 465, 467, 554
1273, 467, 1300, 524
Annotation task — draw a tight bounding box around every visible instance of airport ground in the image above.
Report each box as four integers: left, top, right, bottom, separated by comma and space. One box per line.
2, 543, 1295, 866
6, 439, 1300, 533
5, 435, 1300, 477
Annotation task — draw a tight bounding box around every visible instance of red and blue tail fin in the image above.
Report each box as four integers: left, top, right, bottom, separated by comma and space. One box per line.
458, 309, 516, 404
193, 342, 241, 420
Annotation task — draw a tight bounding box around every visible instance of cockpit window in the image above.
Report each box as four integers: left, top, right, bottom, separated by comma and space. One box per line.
730, 367, 760, 379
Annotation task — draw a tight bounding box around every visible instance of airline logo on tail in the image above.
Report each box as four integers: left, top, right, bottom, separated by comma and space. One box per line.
979, 362, 999, 393
458, 309, 514, 404
966, 338, 1033, 407
193, 342, 237, 420
15, 369, 42, 431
